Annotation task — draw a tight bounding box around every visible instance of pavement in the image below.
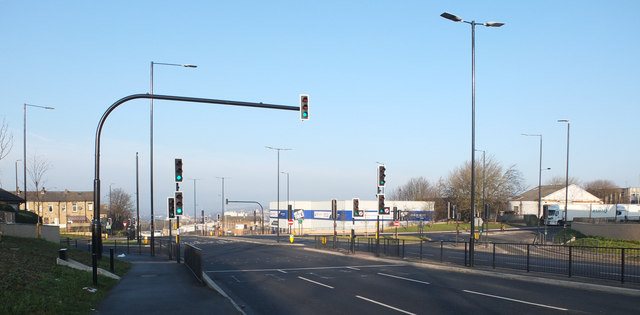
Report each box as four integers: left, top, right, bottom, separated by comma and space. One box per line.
93, 252, 242, 315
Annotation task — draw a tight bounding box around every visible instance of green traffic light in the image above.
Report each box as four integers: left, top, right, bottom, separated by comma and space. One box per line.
176, 175, 182, 181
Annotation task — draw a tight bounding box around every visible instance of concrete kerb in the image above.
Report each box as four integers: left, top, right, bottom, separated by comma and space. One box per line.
56, 258, 120, 280
202, 271, 246, 315
303, 247, 640, 297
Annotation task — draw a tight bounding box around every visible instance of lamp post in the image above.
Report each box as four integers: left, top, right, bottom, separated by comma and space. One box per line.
558, 119, 570, 238
265, 146, 291, 243
23, 103, 55, 211
15, 159, 21, 193
441, 12, 503, 267
192, 178, 201, 228
281, 171, 290, 234
216, 177, 228, 235
149, 61, 197, 255
522, 133, 546, 243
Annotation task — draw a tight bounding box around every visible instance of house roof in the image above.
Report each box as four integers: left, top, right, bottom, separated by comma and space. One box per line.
514, 185, 567, 201
21, 190, 94, 202
0, 188, 25, 203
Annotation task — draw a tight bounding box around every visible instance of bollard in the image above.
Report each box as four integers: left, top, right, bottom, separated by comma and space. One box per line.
59, 248, 68, 261
110, 248, 114, 273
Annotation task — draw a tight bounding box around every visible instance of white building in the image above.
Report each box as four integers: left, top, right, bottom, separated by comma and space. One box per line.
268, 199, 434, 234
508, 184, 601, 217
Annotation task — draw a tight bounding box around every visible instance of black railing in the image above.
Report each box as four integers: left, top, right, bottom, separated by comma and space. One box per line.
184, 243, 203, 283
313, 236, 640, 284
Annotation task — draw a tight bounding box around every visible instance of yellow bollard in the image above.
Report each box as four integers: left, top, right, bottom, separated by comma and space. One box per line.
290, 234, 294, 243
144, 236, 148, 244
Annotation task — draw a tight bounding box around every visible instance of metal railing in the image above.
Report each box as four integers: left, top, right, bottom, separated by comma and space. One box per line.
184, 243, 203, 283
313, 237, 640, 284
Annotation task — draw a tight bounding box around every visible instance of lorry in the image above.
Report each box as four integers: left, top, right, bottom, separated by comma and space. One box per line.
544, 203, 639, 225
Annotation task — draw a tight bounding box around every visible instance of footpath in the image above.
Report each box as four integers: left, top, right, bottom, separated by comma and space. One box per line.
93, 252, 241, 315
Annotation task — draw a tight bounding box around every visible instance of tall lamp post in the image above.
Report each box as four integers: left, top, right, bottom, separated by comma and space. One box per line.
475, 149, 486, 241
23, 103, 55, 211
522, 133, 548, 243
216, 177, 228, 235
15, 159, 21, 193
441, 12, 503, 267
266, 146, 291, 243
558, 119, 570, 238
281, 171, 290, 234
149, 61, 197, 255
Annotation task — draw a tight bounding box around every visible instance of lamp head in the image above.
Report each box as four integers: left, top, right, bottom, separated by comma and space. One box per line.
441, 12, 462, 22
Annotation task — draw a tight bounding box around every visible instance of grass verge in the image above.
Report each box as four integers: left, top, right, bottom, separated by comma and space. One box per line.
0, 235, 131, 314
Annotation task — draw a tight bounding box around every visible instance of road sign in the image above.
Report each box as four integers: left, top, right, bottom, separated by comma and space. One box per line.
394, 221, 399, 227
288, 219, 294, 226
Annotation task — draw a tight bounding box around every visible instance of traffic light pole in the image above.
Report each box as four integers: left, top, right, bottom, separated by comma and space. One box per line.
92, 93, 300, 285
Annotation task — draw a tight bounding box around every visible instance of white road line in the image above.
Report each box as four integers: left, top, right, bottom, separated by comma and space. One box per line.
377, 273, 430, 285
278, 269, 287, 274
462, 290, 568, 311
347, 267, 360, 271
231, 275, 241, 283
356, 295, 416, 315
298, 276, 334, 289
206, 264, 403, 273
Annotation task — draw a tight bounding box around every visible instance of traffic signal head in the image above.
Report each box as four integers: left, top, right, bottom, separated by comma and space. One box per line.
175, 192, 183, 215
175, 158, 183, 182
377, 194, 385, 214
168, 197, 175, 219
377, 165, 386, 187
353, 198, 364, 217
300, 94, 309, 120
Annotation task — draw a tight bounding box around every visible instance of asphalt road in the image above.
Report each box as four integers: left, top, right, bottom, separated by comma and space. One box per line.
187, 237, 640, 315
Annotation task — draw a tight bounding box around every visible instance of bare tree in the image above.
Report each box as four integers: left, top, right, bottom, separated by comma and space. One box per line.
28, 154, 52, 216
108, 188, 134, 230
389, 177, 438, 201
0, 117, 13, 162
546, 175, 580, 186
584, 179, 620, 203
438, 156, 525, 221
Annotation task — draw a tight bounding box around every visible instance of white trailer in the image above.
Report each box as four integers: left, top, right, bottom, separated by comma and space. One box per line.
545, 204, 620, 225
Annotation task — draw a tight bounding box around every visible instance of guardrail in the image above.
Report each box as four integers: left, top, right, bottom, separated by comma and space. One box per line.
313, 236, 640, 284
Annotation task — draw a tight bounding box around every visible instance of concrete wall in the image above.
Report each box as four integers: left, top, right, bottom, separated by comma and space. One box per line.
572, 222, 640, 241
0, 223, 60, 243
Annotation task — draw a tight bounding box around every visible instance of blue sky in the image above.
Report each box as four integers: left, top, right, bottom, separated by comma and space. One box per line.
1, 1, 639, 219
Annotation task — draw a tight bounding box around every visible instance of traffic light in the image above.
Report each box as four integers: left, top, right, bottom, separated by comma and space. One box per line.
353, 198, 364, 217
377, 165, 386, 187
174, 158, 183, 182
175, 192, 183, 215
168, 197, 175, 219
300, 94, 309, 120
377, 194, 385, 214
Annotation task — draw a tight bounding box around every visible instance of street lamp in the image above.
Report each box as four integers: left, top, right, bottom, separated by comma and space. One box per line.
15, 159, 21, 193
23, 103, 54, 211
441, 12, 504, 267
557, 119, 570, 237
522, 133, 546, 243
281, 171, 290, 234
216, 177, 228, 235
149, 61, 197, 255
266, 146, 292, 242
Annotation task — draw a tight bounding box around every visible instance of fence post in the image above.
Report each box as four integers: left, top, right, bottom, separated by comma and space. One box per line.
526, 244, 530, 273
402, 240, 405, 258
492, 243, 496, 269
621, 248, 625, 284
568, 246, 572, 278
420, 240, 423, 260
440, 240, 444, 262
